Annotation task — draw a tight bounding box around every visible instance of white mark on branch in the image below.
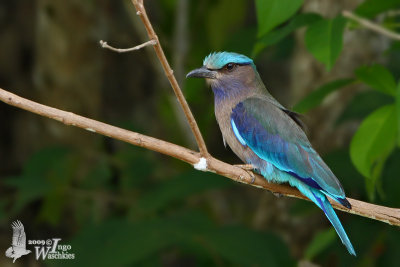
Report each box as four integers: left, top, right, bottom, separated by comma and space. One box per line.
193, 157, 207, 171
99, 39, 156, 53
1, 88, 400, 226
85, 128, 96, 133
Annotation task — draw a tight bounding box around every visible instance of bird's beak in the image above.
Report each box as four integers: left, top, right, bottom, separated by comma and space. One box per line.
186, 66, 216, 79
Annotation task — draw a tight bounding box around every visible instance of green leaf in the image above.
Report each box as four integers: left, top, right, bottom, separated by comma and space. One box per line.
397, 82, 400, 146
355, 64, 397, 96
305, 16, 346, 70
305, 228, 336, 260
350, 105, 397, 198
293, 78, 354, 113
255, 0, 303, 37
355, 0, 400, 18
365, 154, 388, 200
253, 13, 322, 57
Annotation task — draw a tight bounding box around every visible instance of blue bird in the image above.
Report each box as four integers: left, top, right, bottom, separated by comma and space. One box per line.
187, 52, 356, 256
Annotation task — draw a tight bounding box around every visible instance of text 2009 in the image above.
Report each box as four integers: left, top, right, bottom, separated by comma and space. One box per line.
28, 240, 46, 246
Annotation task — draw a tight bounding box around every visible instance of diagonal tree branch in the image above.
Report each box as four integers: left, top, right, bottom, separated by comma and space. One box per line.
131, 0, 209, 157
343, 10, 400, 41
1, 87, 400, 227
1, 1, 400, 229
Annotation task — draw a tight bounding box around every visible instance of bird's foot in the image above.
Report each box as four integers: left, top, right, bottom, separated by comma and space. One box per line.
235, 164, 256, 184
235, 164, 255, 171
273, 192, 283, 198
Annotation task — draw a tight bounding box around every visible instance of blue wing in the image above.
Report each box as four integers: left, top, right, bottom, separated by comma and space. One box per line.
231, 97, 356, 255
230, 97, 348, 205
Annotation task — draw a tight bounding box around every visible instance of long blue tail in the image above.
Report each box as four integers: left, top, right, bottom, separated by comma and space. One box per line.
259, 167, 356, 255
310, 189, 356, 256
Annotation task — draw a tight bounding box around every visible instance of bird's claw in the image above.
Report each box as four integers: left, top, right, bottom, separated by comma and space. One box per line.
235, 164, 256, 184
249, 172, 255, 184
235, 164, 255, 171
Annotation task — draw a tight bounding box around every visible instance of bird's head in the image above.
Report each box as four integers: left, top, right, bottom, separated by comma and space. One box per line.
186, 52, 258, 99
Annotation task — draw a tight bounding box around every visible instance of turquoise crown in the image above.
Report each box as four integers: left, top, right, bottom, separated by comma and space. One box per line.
203, 52, 253, 69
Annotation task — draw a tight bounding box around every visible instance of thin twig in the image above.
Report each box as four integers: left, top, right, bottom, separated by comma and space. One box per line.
343, 10, 400, 41
131, 0, 209, 157
1, 88, 399, 227
121, 1, 197, 150
99, 39, 156, 53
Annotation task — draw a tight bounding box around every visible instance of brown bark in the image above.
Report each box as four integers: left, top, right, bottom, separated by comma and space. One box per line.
1, 87, 399, 227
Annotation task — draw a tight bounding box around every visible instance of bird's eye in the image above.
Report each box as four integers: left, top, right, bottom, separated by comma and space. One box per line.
225, 63, 236, 72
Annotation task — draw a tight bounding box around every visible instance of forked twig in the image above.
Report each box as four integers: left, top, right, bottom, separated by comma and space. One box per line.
131, 0, 209, 157
99, 39, 156, 53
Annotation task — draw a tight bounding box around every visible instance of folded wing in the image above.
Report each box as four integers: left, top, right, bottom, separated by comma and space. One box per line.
230, 97, 347, 204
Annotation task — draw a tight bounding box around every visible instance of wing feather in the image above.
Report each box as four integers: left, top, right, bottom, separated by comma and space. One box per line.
230, 97, 345, 200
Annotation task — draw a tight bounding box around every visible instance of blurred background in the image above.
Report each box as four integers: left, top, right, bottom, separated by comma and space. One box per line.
0, 0, 399, 266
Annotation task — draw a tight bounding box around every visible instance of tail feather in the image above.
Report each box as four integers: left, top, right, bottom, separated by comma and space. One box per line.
265, 169, 356, 255
337, 197, 352, 209
311, 190, 356, 256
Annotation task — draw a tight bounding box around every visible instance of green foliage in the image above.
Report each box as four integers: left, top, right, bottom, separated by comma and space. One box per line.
348, 63, 400, 199
5, 145, 295, 266
3, 1, 400, 266
305, 228, 336, 260
355, 0, 400, 18
293, 62, 400, 201
207, 0, 247, 48
255, 0, 303, 37
202, 225, 294, 267
337, 91, 394, 124
355, 64, 397, 96
305, 16, 347, 70
350, 105, 397, 200
253, 13, 322, 57
53, 211, 293, 267
4, 147, 74, 218
133, 170, 231, 215
396, 83, 400, 145
382, 150, 400, 206
113, 146, 155, 189
80, 159, 112, 189
293, 78, 355, 113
